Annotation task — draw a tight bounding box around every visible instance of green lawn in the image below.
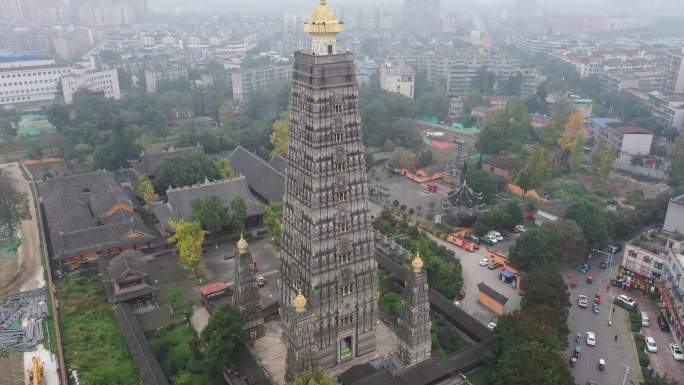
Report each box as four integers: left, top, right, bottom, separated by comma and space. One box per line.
57, 274, 139, 385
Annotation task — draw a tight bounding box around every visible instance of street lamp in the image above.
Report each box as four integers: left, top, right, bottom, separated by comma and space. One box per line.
618, 362, 630, 385
608, 294, 615, 326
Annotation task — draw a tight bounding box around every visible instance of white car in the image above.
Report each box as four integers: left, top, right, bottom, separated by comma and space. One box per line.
645, 337, 658, 353
487, 322, 497, 330
586, 332, 596, 346
485, 234, 498, 244
670, 343, 684, 361
490, 231, 504, 242
578, 295, 589, 308
479, 258, 490, 266
514, 224, 527, 233
618, 294, 636, 307
453, 300, 461, 308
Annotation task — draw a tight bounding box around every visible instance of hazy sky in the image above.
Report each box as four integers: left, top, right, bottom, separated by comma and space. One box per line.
148, 0, 684, 16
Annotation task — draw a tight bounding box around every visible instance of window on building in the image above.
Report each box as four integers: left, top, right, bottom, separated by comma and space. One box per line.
338, 253, 351, 264
340, 284, 352, 296
340, 315, 353, 326
335, 191, 348, 202
628, 249, 637, 258
339, 222, 349, 233
335, 162, 346, 172
335, 132, 344, 143
333, 105, 343, 114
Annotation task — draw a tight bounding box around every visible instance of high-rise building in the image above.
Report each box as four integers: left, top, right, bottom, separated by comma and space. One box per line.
380, 61, 415, 99
665, 48, 684, 94
280, 1, 378, 381
402, 0, 440, 32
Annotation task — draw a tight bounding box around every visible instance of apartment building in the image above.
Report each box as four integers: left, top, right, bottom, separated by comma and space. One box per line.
664, 194, 684, 235
230, 64, 292, 102
589, 118, 653, 160
426, 54, 543, 98
380, 62, 415, 99
511, 34, 565, 56
62, 68, 120, 104
599, 69, 665, 94
0, 57, 73, 109
665, 48, 684, 94
621, 231, 669, 293
647, 91, 684, 130
144, 59, 188, 94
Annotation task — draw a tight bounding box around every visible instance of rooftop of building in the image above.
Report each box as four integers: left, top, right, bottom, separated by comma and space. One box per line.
627, 229, 671, 256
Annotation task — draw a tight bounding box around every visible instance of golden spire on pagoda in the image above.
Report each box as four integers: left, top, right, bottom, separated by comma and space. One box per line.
237, 233, 248, 254
294, 289, 307, 314
304, 0, 344, 36
412, 250, 424, 273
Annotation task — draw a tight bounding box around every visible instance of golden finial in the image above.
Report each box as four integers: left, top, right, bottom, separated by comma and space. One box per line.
295, 289, 307, 314
304, 0, 343, 35
237, 233, 248, 254
412, 250, 424, 273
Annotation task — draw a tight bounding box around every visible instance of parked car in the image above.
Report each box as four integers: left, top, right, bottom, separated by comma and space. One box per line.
658, 314, 670, 332
599, 260, 608, 269
645, 337, 658, 353
641, 312, 650, 327
513, 224, 527, 233
578, 295, 589, 308
501, 231, 512, 241
491, 231, 504, 242
257, 276, 267, 287
481, 237, 495, 246
469, 235, 481, 244
669, 343, 684, 361
618, 294, 636, 307
586, 332, 596, 346
487, 262, 502, 270
479, 258, 490, 266
453, 300, 461, 308
487, 322, 497, 330
579, 264, 590, 274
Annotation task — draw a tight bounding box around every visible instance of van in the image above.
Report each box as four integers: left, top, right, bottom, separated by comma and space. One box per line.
641, 312, 650, 327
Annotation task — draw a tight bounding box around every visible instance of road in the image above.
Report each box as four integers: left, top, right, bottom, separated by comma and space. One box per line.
564, 253, 641, 385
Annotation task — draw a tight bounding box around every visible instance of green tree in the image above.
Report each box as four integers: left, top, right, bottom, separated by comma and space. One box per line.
590, 142, 616, 179
192, 196, 228, 234
155, 151, 221, 192
565, 200, 612, 249
230, 197, 247, 232
416, 150, 433, 168
365, 153, 375, 172
548, 219, 587, 264
270, 118, 289, 158
509, 225, 563, 270
217, 158, 235, 179
0, 180, 31, 241
169, 220, 206, 278
46, 104, 70, 132
218, 103, 233, 128
93, 123, 140, 171
200, 304, 242, 374
517, 145, 554, 192
415, 90, 450, 119
520, 268, 570, 343
668, 136, 684, 186
476, 99, 531, 155
494, 310, 562, 356
465, 167, 500, 204
264, 202, 283, 248
173, 372, 211, 385
491, 341, 573, 385
289, 369, 341, 385
167, 283, 192, 318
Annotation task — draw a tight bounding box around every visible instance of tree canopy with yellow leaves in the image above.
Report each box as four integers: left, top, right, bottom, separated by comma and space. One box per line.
288, 369, 340, 385
135, 176, 160, 202
270, 118, 289, 159
169, 220, 207, 278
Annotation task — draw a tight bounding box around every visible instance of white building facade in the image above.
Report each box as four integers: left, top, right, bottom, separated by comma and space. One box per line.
62, 68, 121, 104
380, 62, 415, 99
0, 58, 74, 109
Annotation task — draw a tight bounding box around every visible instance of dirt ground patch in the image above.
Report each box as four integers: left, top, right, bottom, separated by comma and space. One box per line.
0, 248, 20, 296
0, 163, 42, 302
549, 170, 670, 200
0, 351, 25, 385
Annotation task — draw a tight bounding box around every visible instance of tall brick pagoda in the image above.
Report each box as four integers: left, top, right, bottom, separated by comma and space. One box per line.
280, 0, 378, 381
233, 234, 264, 342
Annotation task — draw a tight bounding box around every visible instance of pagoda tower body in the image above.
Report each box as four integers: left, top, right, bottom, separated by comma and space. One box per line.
233, 235, 265, 342
280, 1, 378, 381
393, 252, 431, 367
